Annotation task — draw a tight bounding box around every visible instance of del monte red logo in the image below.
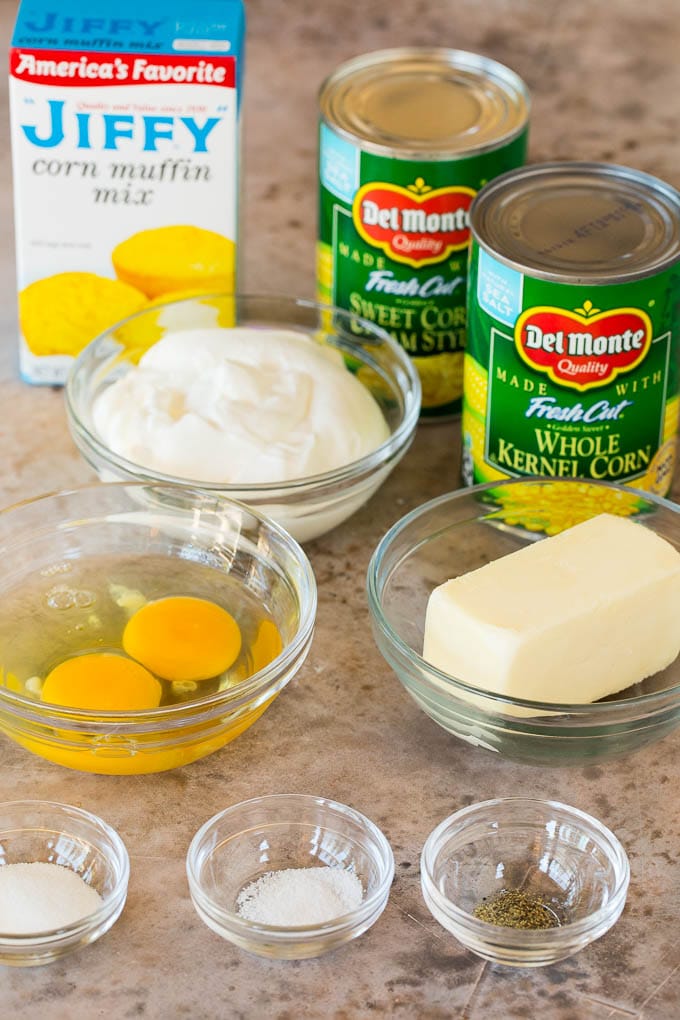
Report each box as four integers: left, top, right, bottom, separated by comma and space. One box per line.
514, 300, 652, 391
352, 177, 474, 268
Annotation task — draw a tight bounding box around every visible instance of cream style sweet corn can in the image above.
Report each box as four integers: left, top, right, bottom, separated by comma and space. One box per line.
464, 162, 680, 495
9, 0, 244, 384
318, 48, 529, 418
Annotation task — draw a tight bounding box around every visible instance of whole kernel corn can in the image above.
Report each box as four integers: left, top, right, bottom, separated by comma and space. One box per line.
464, 162, 680, 495
9, 0, 244, 384
318, 48, 529, 419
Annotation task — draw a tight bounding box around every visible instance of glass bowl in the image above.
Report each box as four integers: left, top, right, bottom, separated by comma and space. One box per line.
65, 293, 421, 543
0, 482, 316, 774
367, 477, 680, 765
186, 793, 394, 959
0, 800, 129, 967
420, 797, 629, 968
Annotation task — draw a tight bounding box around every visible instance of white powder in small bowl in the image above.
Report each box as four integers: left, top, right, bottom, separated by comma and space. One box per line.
236, 866, 363, 927
0, 862, 104, 934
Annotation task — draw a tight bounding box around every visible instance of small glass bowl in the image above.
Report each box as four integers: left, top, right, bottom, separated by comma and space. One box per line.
0, 482, 316, 774
0, 800, 129, 967
186, 793, 395, 959
66, 293, 421, 543
421, 797, 630, 968
367, 477, 680, 765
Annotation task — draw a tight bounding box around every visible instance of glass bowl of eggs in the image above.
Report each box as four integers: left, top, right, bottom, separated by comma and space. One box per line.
367, 477, 680, 766
65, 293, 421, 543
0, 482, 316, 774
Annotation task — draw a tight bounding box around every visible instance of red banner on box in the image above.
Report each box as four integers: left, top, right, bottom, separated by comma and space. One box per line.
10, 49, 235, 88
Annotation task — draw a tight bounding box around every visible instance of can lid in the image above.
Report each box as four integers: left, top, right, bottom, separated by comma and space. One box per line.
471, 162, 680, 283
319, 48, 529, 159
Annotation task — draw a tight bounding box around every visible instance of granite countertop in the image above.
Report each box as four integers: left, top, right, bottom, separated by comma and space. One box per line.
2, 1, 680, 1017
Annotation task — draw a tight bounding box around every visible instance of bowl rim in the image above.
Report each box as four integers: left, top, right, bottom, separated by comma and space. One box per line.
0, 798, 130, 943
65, 292, 422, 495
420, 796, 630, 943
367, 476, 680, 715
185, 792, 395, 939
0, 481, 317, 725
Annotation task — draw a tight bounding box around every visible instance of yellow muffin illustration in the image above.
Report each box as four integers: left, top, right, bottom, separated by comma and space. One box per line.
19, 272, 146, 357
112, 225, 236, 299
412, 351, 464, 409
113, 290, 236, 361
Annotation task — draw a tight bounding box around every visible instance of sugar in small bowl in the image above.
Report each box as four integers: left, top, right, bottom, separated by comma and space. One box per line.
0, 800, 129, 967
186, 794, 395, 959
420, 797, 630, 968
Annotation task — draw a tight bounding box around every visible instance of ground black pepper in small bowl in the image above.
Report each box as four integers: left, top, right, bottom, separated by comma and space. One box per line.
420, 798, 630, 967
473, 888, 561, 930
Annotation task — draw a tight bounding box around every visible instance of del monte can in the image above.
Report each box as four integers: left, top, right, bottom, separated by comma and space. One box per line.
464, 162, 680, 495
318, 48, 529, 419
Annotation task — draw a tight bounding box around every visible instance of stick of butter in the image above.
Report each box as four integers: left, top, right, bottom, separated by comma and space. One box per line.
423, 513, 680, 707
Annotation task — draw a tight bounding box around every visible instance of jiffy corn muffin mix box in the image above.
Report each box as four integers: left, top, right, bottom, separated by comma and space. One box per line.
9, 0, 244, 383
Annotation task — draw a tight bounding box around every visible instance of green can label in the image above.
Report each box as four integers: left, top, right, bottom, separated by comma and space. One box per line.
318, 126, 527, 417
463, 242, 680, 494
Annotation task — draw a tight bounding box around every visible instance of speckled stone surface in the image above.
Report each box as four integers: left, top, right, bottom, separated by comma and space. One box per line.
2, 1, 680, 1016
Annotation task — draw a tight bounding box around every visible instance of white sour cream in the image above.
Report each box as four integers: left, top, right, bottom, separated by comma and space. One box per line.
92, 327, 390, 484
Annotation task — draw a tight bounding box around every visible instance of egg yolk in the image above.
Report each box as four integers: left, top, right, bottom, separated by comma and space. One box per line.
250, 619, 283, 672
122, 595, 241, 682
41, 652, 162, 711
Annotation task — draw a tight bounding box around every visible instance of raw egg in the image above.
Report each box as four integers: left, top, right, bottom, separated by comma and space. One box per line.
250, 619, 283, 672
41, 652, 162, 711
122, 595, 241, 682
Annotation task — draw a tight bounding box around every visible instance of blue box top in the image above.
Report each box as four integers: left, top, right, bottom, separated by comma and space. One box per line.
11, 0, 245, 58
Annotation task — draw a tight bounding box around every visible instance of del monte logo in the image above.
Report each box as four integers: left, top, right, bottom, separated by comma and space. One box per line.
514, 300, 652, 391
352, 177, 475, 268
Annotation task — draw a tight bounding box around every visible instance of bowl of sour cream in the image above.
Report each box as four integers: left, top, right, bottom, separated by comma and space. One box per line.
65, 294, 421, 542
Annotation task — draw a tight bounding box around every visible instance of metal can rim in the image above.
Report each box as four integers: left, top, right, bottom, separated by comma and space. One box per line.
319, 46, 530, 162
470, 160, 680, 284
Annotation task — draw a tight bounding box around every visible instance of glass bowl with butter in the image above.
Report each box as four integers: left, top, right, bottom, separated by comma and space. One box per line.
367, 478, 680, 766
65, 293, 421, 543
420, 797, 629, 967
0, 482, 316, 774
